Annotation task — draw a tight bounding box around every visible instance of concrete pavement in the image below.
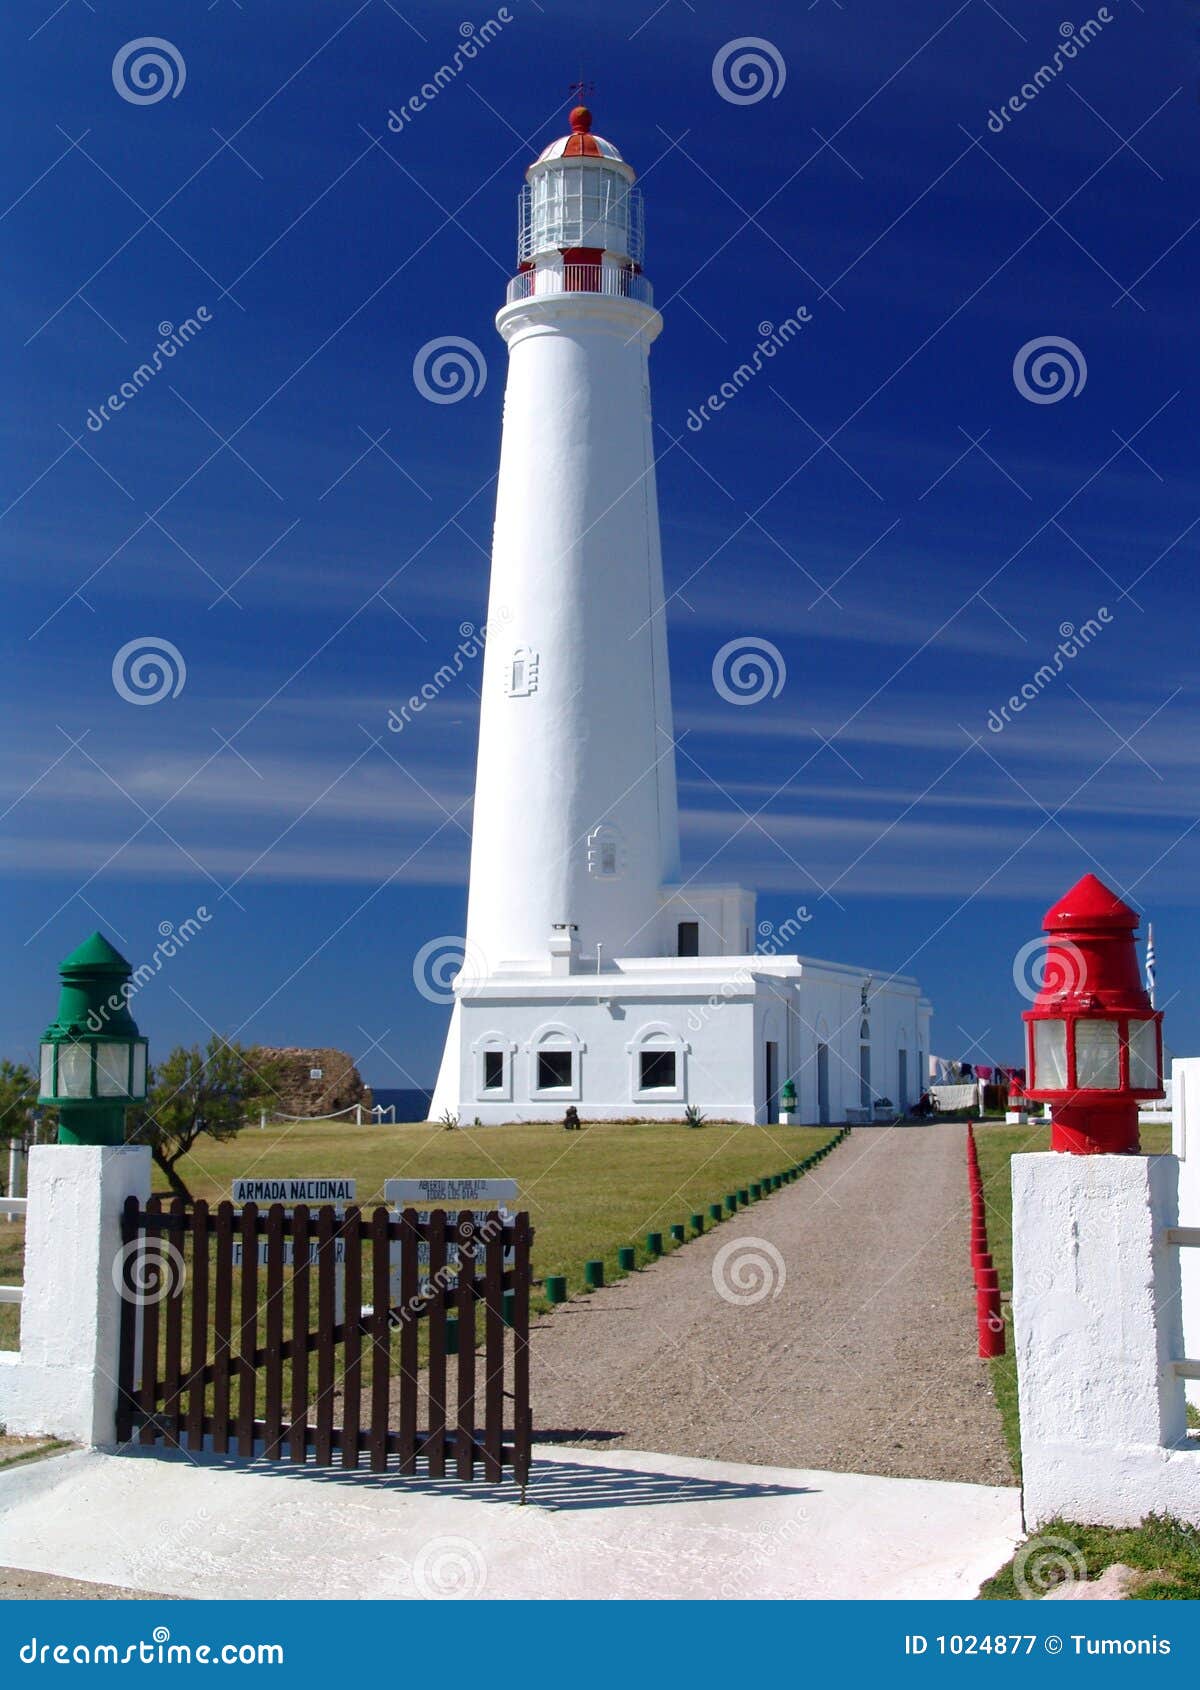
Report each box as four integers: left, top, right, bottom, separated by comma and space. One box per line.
0, 1444, 1020, 1601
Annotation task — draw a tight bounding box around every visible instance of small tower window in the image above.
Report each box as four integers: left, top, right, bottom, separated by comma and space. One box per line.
588, 824, 624, 879
482, 1050, 504, 1092
505, 647, 539, 698
677, 921, 699, 957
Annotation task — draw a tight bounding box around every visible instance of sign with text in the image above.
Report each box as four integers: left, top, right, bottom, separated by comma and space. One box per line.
384, 1178, 517, 1206
232, 1177, 356, 1205
231, 1238, 348, 1268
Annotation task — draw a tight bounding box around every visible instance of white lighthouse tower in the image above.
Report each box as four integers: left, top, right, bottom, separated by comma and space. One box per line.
430, 107, 931, 1125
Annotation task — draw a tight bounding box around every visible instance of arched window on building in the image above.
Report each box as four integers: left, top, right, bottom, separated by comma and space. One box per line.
526, 1023, 583, 1101
627, 1023, 687, 1104
472, 1032, 514, 1102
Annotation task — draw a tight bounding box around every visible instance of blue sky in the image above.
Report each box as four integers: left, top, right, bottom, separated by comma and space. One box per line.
2, 0, 1197, 1089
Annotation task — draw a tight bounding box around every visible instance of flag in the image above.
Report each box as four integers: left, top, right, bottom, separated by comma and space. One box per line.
1146, 922, 1157, 1009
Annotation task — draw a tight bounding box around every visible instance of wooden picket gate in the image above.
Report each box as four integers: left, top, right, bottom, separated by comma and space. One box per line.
115, 1199, 533, 1488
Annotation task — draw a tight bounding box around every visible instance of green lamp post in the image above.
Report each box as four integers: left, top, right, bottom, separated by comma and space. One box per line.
780, 1079, 798, 1123
38, 933, 148, 1146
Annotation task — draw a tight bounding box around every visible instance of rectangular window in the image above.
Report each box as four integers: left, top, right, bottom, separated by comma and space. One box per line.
1033, 1019, 1068, 1089
482, 1050, 504, 1092
1127, 1019, 1159, 1090
58, 1042, 92, 1099
1075, 1020, 1120, 1090
639, 1050, 676, 1090
677, 921, 699, 957
537, 1049, 573, 1090
95, 1044, 129, 1097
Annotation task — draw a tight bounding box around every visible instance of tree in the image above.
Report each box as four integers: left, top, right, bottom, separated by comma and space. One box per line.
128, 1037, 280, 1202
0, 1060, 45, 1151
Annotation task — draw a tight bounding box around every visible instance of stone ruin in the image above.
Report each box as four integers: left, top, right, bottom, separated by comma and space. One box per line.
249, 1047, 373, 1121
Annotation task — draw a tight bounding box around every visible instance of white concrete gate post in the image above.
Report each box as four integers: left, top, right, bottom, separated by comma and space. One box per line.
1171, 1057, 1200, 1413
1011, 1150, 1199, 1528
0, 1144, 151, 1445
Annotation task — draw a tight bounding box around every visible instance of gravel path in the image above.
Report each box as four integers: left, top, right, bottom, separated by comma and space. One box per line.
0, 1566, 170, 1600
528, 1121, 1013, 1485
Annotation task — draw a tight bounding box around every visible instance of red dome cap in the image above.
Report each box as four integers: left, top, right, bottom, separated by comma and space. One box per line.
1042, 872, 1138, 933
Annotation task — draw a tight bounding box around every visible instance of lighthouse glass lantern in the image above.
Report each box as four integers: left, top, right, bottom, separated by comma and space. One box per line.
38, 932, 148, 1146
513, 107, 647, 301
1021, 873, 1163, 1155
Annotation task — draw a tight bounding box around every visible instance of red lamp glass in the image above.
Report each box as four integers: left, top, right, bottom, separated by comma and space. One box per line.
1021, 873, 1163, 1155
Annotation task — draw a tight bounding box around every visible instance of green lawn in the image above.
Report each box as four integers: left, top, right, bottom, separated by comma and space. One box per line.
0, 1218, 23, 1352
981, 1515, 1200, 1600
972, 1121, 1172, 1477
171, 1116, 840, 1306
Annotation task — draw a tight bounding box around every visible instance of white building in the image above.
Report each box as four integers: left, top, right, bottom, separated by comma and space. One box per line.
430, 108, 931, 1125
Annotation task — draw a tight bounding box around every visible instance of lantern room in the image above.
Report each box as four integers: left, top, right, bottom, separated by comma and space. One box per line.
1021, 873, 1163, 1155
38, 932, 148, 1146
517, 107, 644, 268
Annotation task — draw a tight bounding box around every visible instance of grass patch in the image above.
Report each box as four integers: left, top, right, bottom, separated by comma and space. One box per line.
172, 1116, 841, 1310
971, 1122, 1173, 1479
0, 1435, 70, 1472
981, 1514, 1200, 1600
0, 1217, 24, 1352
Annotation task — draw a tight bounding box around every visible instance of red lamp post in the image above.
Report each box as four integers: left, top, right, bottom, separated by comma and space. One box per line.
1021, 873, 1163, 1155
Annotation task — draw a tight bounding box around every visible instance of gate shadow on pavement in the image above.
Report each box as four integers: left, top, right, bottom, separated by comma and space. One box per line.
112, 1442, 813, 1513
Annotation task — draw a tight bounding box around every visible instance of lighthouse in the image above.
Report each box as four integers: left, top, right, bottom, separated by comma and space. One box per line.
429, 107, 931, 1125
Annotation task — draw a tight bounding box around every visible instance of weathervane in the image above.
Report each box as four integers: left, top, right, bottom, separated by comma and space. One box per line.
568, 78, 595, 102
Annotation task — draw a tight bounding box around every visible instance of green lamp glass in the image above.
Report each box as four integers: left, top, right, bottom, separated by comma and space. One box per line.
38, 933, 148, 1146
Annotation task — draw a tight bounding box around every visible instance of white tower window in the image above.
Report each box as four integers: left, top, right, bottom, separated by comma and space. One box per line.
505, 646, 539, 698
587, 824, 625, 878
